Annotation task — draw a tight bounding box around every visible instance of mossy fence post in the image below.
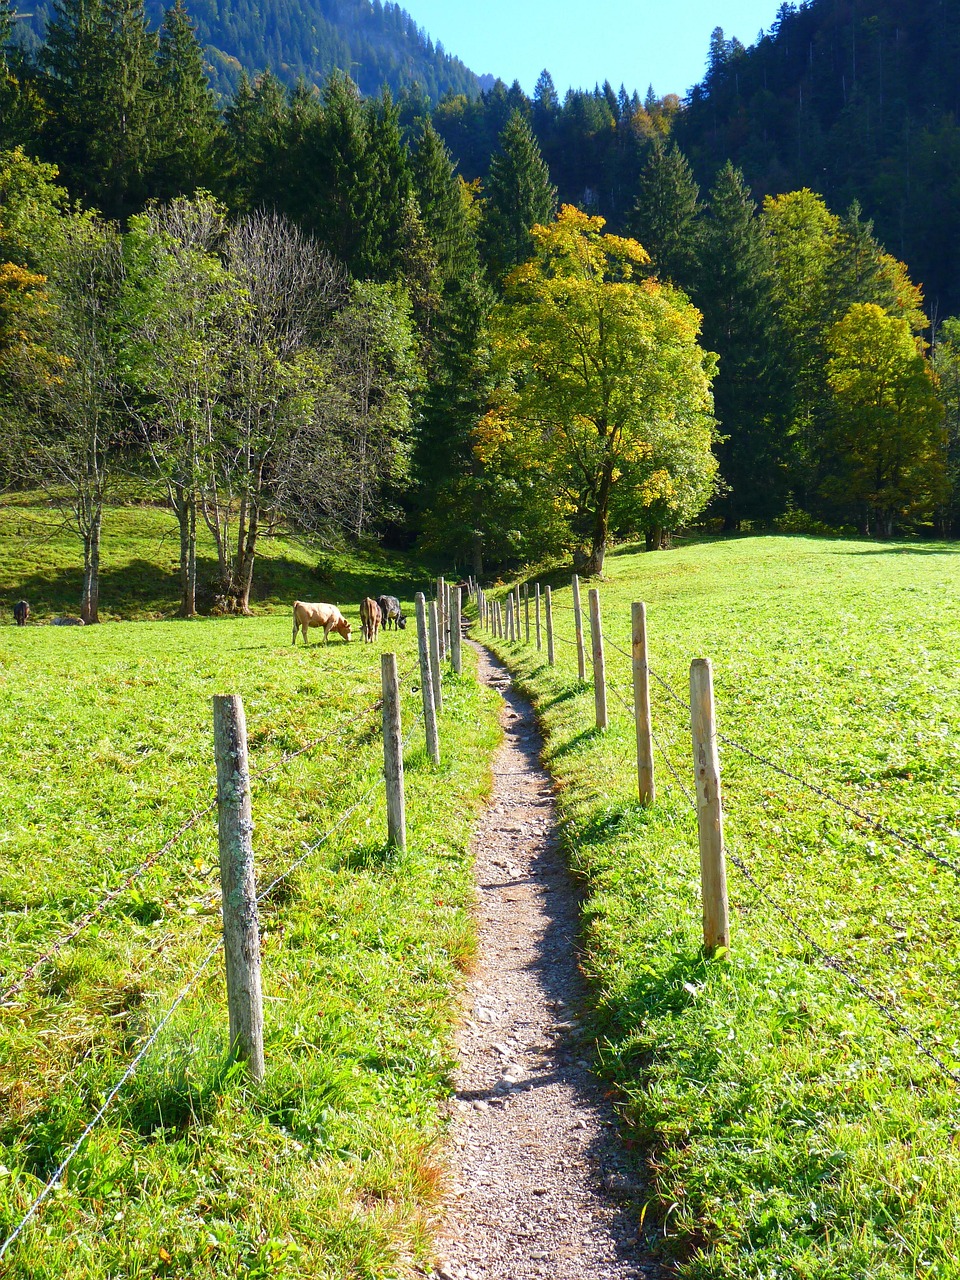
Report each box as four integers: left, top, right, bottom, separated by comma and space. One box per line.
572, 574, 586, 681
381, 651, 406, 852
690, 657, 730, 954
588, 587, 607, 730
632, 602, 655, 806
212, 693, 264, 1082
451, 585, 462, 674
428, 600, 443, 712
415, 592, 440, 764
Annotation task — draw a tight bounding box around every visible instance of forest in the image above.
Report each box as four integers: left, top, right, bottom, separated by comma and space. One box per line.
1, 0, 959, 620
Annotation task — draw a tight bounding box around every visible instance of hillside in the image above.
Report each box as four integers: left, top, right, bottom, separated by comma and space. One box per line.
676, 0, 960, 314
15, 0, 482, 100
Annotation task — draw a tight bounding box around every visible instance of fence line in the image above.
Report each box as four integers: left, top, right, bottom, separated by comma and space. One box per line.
475, 577, 960, 1086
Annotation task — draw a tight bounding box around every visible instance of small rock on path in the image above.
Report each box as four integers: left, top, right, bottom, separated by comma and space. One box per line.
431, 642, 660, 1280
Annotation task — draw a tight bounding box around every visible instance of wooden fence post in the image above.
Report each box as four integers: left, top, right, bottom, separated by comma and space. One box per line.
451, 585, 462, 675
428, 600, 444, 712
437, 577, 446, 659
535, 584, 542, 651
445, 580, 452, 655
690, 658, 729, 955
524, 584, 530, 643
381, 652, 406, 851
212, 694, 264, 1082
514, 587, 522, 637
588, 588, 607, 730
415, 593, 440, 764
506, 593, 514, 642
632, 602, 655, 806
572, 574, 586, 682
545, 585, 555, 665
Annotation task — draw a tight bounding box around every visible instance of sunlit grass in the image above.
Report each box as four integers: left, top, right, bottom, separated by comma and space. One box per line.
486, 534, 960, 1278
0, 505, 500, 1278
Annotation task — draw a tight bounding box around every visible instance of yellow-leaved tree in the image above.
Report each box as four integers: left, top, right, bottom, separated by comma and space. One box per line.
478, 205, 718, 573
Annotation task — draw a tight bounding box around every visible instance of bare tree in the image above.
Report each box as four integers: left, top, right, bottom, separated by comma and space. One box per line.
14, 216, 123, 622
201, 212, 347, 613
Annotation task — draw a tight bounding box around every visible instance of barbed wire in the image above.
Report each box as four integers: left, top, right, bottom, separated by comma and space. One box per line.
0, 801, 217, 1006
726, 843, 960, 1089
0, 939, 221, 1264
714, 731, 960, 881
651, 729, 697, 809
2, 673, 409, 1007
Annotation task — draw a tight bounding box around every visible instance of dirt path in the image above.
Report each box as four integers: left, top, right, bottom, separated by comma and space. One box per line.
431, 643, 660, 1280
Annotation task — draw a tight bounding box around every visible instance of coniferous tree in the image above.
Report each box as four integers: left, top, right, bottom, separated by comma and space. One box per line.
696, 162, 789, 526
151, 0, 221, 201
41, 0, 157, 217
630, 138, 701, 291
479, 109, 556, 282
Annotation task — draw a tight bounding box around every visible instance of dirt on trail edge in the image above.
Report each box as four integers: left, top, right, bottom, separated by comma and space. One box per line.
429, 642, 662, 1280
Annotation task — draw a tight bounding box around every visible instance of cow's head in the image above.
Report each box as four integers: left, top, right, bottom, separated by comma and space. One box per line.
335, 618, 352, 641
397, 615, 407, 630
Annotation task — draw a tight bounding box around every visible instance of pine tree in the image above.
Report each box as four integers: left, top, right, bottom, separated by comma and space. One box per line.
630, 138, 701, 291
411, 119, 478, 285
479, 109, 556, 282
696, 162, 789, 525
151, 0, 221, 201
41, 0, 157, 217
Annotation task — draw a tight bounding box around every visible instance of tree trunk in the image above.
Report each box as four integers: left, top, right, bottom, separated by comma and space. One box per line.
81, 513, 101, 624
176, 483, 198, 618
583, 457, 614, 576
644, 525, 665, 551
471, 530, 483, 578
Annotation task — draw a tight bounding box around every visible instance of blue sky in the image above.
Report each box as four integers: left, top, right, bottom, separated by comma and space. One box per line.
400, 0, 780, 99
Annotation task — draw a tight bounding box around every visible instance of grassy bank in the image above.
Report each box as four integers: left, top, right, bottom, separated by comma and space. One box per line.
0, 493, 427, 620
0, 517, 500, 1277
484, 535, 960, 1278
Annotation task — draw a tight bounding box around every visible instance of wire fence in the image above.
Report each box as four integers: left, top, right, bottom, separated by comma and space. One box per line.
0, 653, 433, 1262
475, 575, 960, 1091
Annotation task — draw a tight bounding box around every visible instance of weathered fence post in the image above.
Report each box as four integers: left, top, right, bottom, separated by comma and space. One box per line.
451, 584, 462, 675
524, 584, 531, 643
437, 577, 446, 660
428, 600, 444, 712
514, 586, 522, 637
690, 658, 730, 955
415, 593, 440, 764
545, 585, 555, 665
213, 694, 264, 1082
381, 652, 406, 851
572, 574, 587, 682
588, 588, 607, 730
445, 580, 453, 655
632, 602, 655, 806
506, 593, 514, 642
535, 584, 542, 651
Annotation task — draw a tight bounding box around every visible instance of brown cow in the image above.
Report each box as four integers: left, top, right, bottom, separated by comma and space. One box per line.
292, 600, 352, 645
360, 596, 382, 643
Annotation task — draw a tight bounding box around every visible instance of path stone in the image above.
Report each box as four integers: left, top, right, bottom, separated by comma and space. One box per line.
431, 642, 660, 1280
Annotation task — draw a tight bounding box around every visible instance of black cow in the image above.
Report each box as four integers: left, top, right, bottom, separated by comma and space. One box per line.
13, 600, 29, 626
377, 595, 406, 630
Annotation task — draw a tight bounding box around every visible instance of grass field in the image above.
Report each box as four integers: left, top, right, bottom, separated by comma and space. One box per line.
486, 535, 960, 1279
0, 504, 500, 1278
0, 492, 429, 620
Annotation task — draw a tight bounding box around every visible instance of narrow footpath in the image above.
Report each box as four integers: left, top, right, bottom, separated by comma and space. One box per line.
431, 643, 660, 1280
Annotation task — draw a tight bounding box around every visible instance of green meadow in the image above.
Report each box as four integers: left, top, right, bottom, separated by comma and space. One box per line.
0, 501, 500, 1278
488, 535, 960, 1279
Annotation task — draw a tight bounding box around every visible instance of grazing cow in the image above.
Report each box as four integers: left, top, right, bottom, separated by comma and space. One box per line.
360, 596, 382, 644
13, 600, 29, 626
292, 600, 352, 645
377, 595, 406, 631
52, 616, 85, 626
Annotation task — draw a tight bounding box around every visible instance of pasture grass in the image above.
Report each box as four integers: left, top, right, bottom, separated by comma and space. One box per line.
0, 492, 429, 620
485, 534, 960, 1278
0, 510, 500, 1277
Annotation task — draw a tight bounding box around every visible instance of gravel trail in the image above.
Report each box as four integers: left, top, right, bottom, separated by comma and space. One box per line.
431, 642, 660, 1280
